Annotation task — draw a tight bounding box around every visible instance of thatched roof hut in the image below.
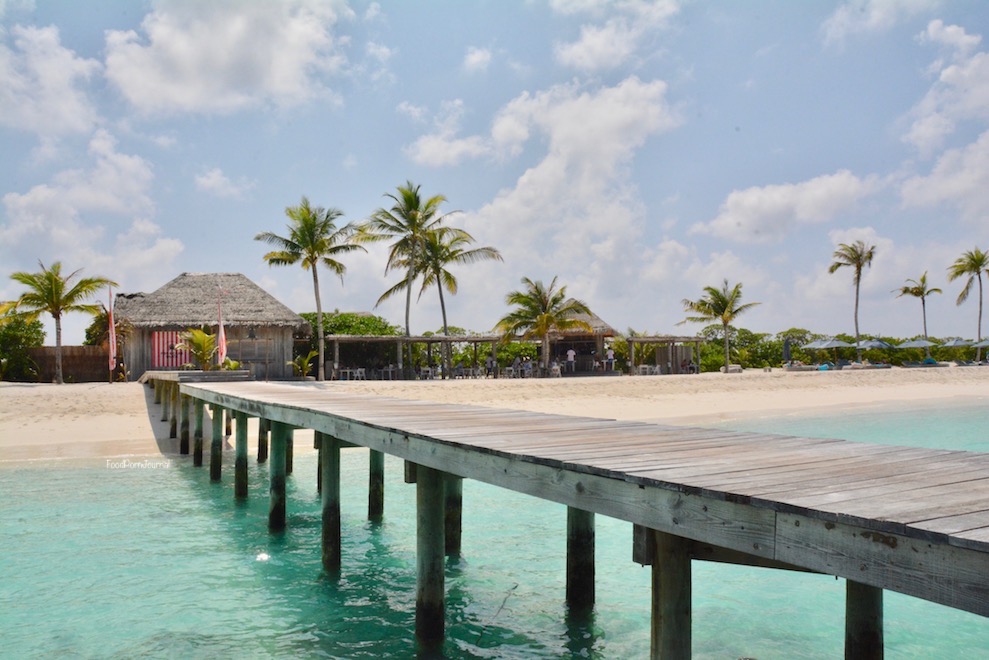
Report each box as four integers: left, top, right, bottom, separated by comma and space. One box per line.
115, 272, 308, 380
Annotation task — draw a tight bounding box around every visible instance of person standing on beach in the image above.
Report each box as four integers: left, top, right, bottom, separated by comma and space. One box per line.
566, 348, 576, 373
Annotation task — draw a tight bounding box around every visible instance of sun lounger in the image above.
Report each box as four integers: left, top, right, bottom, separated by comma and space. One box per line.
720, 364, 743, 373
784, 364, 819, 372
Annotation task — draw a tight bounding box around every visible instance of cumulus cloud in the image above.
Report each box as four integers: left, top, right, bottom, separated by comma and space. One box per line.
104, 0, 352, 115
903, 22, 989, 155
463, 46, 492, 73
901, 128, 989, 222
403, 99, 490, 166
0, 25, 100, 142
691, 170, 882, 244
0, 129, 181, 287
195, 168, 254, 199
551, 0, 679, 72
822, 0, 939, 46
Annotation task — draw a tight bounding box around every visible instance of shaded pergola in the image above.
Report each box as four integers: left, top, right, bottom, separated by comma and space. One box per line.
324, 333, 503, 378
626, 335, 704, 375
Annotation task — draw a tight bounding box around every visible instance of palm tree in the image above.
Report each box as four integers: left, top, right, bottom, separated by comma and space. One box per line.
894, 272, 941, 359
417, 227, 502, 376
828, 240, 876, 362
176, 327, 218, 371
255, 196, 366, 381
361, 182, 456, 370
497, 276, 592, 370
679, 279, 760, 372
7, 261, 116, 384
947, 247, 989, 361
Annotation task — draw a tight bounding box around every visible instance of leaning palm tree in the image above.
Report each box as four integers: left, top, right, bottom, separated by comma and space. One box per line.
497, 276, 592, 370
255, 196, 366, 381
361, 182, 456, 370
7, 261, 116, 384
947, 247, 989, 362
417, 227, 502, 376
894, 272, 941, 359
679, 279, 760, 372
829, 240, 876, 362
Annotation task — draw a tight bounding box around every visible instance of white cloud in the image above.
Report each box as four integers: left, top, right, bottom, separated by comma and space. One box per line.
0, 25, 100, 142
104, 0, 352, 115
0, 0, 34, 21
195, 168, 254, 199
691, 170, 881, 244
463, 46, 491, 73
404, 99, 491, 166
552, 0, 678, 72
397, 100, 428, 122
822, 0, 939, 46
903, 22, 989, 155
901, 128, 989, 222
0, 129, 181, 288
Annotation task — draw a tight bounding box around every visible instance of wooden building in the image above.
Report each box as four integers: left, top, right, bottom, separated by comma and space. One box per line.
114, 272, 308, 380
548, 300, 619, 372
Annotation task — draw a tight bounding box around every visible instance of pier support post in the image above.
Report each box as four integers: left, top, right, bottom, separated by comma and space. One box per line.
286, 432, 294, 475
845, 580, 883, 660
170, 386, 180, 445
210, 404, 223, 481
153, 380, 162, 404
268, 421, 289, 532
416, 464, 446, 647
320, 433, 341, 573
369, 450, 384, 521
161, 382, 170, 423
566, 507, 595, 611
257, 418, 269, 463
315, 433, 322, 494
650, 530, 691, 660
445, 476, 463, 556
193, 399, 204, 467
225, 410, 232, 437
234, 411, 248, 499
180, 394, 191, 456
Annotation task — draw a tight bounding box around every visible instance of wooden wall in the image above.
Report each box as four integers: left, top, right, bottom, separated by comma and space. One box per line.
26, 346, 110, 383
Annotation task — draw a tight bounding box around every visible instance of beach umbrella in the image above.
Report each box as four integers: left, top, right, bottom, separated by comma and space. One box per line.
801, 339, 824, 350
940, 338, 971, 348
856, 339, 894, 350
971, 338, 989, 348
816, 338, 854, 349
897, 339, 937, 349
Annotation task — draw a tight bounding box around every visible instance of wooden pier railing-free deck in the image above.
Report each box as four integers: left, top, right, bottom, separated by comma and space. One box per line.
151, 378, 989, 658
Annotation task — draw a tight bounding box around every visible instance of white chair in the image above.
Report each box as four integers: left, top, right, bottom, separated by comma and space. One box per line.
355, 367, 366, 380
550, 365, 562, 378
502, 366, 514, 379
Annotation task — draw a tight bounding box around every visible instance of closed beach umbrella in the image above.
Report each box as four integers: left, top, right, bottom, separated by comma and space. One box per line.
783, 337, 792, 363
940, 338, 971, 348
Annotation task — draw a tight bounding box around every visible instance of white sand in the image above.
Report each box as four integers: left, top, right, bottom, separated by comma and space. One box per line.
2, 367, 987, 462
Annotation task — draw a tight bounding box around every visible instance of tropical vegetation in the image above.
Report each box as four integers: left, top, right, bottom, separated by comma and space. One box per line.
256, 196, 366, 381
894, 272, 941, 359
679, 279, 760, 372
0, 315, 44, 381
4, 261, 116, 384
829, 240, 876, 362
176, 327, 219, 371
947, 247, 989, 362
496, 276, 592, 370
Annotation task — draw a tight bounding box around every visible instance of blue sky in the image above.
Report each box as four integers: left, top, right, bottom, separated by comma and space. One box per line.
2, 0, 988, 346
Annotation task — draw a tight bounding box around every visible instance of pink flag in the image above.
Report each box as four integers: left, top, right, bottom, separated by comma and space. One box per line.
217, 299, 227, 365
108, 287, 117, 376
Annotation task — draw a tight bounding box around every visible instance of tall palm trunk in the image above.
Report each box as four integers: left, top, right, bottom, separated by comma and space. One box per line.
853, 270, 862, 362
437, 285, 450, 379
404, 263, 414, 376
722, 323, 730, 372
54, 313, 64, 384
312, 269, 325, 381
542, 334, 550, 370
921, 296, 931, 360
978, 274, 984, 362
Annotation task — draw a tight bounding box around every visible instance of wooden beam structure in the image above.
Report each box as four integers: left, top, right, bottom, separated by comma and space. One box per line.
146, 378, 989, 655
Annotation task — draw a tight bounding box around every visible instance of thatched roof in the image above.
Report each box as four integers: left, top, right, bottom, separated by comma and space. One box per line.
551, 299, 617, 337
115, 272, 308, 331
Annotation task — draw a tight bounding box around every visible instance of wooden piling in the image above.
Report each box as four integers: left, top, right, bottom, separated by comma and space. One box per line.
180, 394, 191, 455
170, 386, 180, 446
193, 399, 205, 467
234, 411, 248, 499
315, 432, 322, 494
257, 418, 269, 463
416, 464, 446, 647
369, 449, 384, 521
566, 507, 595, 610
225, 409, 232, 437
210, 403, 223, 481
321, 433, 341, 573
268, 421, 289, 532
650, 530, 691, 660
845, 580, 883, 659
445, 476, 463, 557
161, 381, 170, 423
286, 432, 293, 475
153, 380, 162, 404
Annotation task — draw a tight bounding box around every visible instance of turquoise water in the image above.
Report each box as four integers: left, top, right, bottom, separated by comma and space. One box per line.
1, 398, 987, 658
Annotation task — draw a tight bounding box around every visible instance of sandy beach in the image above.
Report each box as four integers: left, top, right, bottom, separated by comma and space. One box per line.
2, 366, 987, 463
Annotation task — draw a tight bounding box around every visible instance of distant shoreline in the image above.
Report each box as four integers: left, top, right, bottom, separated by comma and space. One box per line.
2, 367, 988, 463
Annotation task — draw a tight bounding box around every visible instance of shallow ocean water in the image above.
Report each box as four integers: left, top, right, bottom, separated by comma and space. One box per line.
2, 397, 988, 658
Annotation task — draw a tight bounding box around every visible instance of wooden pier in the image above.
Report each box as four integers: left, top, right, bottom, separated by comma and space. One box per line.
148, 377, 989, 658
